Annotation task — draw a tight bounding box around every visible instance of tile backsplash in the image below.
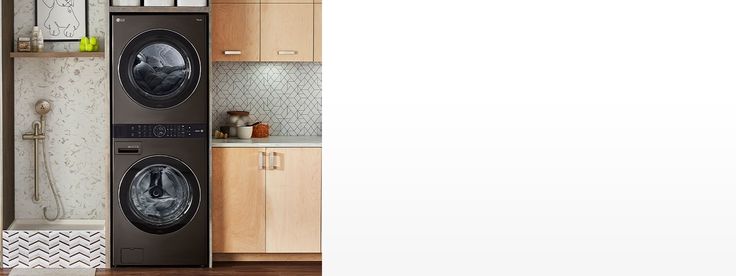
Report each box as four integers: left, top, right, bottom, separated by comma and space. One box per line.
212, 62, 322, 136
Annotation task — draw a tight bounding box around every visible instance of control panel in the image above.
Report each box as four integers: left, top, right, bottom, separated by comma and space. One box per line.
113, 124, 207, 138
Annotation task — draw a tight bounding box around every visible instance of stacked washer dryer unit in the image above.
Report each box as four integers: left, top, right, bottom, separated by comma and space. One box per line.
110, 13, 209, 267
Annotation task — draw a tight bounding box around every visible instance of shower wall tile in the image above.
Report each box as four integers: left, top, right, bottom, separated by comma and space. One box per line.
14, 0, 107, 220
212, 62, 322, 136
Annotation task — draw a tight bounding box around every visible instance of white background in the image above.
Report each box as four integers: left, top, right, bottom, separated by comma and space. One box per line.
324, 1, 736, 275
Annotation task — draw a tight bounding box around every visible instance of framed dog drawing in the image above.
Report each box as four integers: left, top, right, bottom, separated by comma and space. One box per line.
36, 0, 87, 41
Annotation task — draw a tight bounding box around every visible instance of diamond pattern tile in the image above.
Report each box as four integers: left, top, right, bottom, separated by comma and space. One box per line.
212, 62, 322, 136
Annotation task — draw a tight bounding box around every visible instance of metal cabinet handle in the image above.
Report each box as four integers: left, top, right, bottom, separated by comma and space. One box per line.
277, 50, 297, 55
269, 152, 277, 170
259, 152, 267, 170
224, 50, 242, 55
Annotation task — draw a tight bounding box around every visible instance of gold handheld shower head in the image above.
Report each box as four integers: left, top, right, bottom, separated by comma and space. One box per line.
35, 100, 51, 116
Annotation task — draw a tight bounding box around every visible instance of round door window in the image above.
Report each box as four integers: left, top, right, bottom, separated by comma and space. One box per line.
119, 29, 201, 109
119, 156, 200, 234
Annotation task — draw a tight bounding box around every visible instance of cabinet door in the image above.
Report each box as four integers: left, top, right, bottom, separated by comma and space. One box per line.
212, 148, 266, 253
212, 4, 260, 62
314, 4, 322, 62
266, 148, 322, 252
261, 4, 314, 62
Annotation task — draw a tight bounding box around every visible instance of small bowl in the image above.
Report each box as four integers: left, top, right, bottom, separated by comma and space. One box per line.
237, 126, 253, 139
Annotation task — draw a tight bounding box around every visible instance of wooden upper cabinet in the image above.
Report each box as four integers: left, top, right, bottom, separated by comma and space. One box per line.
314, 4, 321, 62
212, 4, 260, 62
212, 148, 267, 253
211, 0, 259, 3
261, 4, 314, 62
266, 148, 322, 253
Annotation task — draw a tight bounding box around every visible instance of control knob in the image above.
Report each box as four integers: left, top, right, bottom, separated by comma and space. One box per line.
153, 125, 167, 137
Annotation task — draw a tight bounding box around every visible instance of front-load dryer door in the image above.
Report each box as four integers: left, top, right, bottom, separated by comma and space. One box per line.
119, 155, 201, 235
118, 29, 201, 109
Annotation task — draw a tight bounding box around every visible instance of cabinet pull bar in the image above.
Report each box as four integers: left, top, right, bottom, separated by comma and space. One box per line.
277, 50, 297, 55
224, 50, 242, 55
259, 152, 267, 170
270, 152, 277, 170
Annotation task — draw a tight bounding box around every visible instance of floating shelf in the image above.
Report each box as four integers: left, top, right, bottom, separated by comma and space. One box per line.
10, 51, 104, 58
109, 6, 209, 13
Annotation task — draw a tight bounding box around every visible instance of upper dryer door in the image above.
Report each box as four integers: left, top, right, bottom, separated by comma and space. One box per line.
118, 29, 201, 109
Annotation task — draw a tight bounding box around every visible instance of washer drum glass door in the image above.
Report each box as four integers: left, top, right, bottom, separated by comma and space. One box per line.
118, 29, 201, 109
119, 155, 200, 234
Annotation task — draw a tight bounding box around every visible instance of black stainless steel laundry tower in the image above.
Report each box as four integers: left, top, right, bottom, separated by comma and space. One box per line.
110, 13, 209, 267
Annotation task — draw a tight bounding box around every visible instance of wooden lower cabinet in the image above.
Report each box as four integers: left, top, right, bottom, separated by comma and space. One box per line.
212, 148, 266, 253
212, 147, 322, 255
266, 148, 322, 252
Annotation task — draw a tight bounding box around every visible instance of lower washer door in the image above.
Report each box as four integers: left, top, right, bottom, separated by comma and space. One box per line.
119, 155, 201, 235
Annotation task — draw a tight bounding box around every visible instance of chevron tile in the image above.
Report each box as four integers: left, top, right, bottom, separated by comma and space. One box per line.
2, 230, 105, 269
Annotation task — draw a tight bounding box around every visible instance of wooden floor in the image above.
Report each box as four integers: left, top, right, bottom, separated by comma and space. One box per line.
0, 262, 321, 275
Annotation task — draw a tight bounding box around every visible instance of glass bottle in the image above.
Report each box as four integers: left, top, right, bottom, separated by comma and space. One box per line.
36, 27, 44, 52
30, 27, 39, 52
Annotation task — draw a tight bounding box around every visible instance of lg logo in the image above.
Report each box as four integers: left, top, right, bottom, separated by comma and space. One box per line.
115, 18, 126, 23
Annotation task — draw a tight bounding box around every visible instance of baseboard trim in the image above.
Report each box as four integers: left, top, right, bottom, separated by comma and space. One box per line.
213, 253, 322, 262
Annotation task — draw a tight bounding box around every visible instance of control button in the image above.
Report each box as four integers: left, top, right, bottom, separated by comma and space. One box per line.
153, 125, 167, 138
